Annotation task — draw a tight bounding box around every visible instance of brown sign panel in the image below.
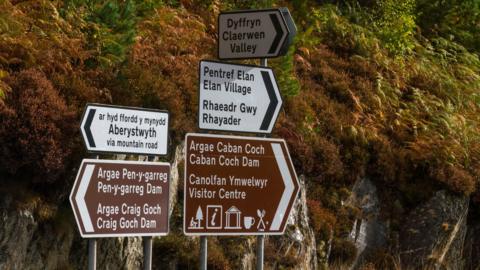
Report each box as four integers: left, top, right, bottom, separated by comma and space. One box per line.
70, 159, 170, 238
184, 133, 299, 235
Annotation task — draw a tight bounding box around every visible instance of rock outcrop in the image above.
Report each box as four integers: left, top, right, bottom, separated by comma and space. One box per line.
0, 193, 144, 270
464, 223, 480, 270
346, 178, 387, 269
168, 143, 183, 217
286, 176, 318, 270
0, 144, 187, 270
262, 176, 317, 270
399, 190, 469, 270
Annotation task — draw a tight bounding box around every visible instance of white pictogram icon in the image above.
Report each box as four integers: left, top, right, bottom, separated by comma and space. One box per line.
188, 206, 204, 229
257, 209, 266, 231
244, 216, 255, 229
225, 206, 242, 229
206, 205, 222, 229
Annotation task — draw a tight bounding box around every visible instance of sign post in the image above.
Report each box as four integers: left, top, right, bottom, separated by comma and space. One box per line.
200, 236, 207, 270
143, 155, 155, 270
70, 159, 170, 237
195, 6, 297, 269
183, 133, 299, 235
257, 57, 268, 270
80, 104, 169, 156
88, 238, 97, 270
198, 60, 282, 134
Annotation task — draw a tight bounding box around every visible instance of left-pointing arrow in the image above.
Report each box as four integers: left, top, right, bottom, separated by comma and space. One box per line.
76, 164, 95, 232
84, 108, 96, 148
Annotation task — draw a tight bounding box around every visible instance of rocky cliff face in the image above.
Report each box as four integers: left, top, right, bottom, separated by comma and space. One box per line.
283, 176, 318, 270
0, 146, 188, 270
1, 143, 479, 270
0, 193, 143, 270
168, 143, 183, 218
235, 176, 317, 270
399, 190, 469, 270
338, 179, 480, 270
345, 178, 387, 269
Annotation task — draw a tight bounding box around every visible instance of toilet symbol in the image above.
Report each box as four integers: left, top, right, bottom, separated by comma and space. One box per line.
257, 209, 266, 231
206, 205, 222, 229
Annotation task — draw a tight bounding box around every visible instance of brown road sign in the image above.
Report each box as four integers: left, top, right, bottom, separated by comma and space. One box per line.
183, 133, 299, 235
70, 159, 170, 238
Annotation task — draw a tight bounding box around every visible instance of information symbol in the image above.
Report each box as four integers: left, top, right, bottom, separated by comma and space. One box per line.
206, 205, 222, 229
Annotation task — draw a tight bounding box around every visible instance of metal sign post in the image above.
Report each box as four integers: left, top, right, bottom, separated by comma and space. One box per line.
75, 103, 171, 269
192, 7, 297, 269
88, 238, 97, 270
143, 236, 152, 270
88, 155, 99, 270
256, 234, 264, 270
200, 236, 207, 270
256, 58, 268, 270
143, 155, 156, 270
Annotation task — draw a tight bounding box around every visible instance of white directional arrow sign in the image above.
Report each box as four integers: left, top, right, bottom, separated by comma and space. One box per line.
218, 8, 290, 59
198, 60, 282, 134
183, 133, 300, 235
80, 104, 169, 155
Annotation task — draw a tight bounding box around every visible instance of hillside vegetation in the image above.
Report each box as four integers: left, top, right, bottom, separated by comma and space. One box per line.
0, 0, 479, 269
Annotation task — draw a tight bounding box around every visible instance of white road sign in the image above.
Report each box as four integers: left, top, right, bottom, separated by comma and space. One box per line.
218, 9, 290, 59
80, 104, 169, 155
198, 60, 282, 134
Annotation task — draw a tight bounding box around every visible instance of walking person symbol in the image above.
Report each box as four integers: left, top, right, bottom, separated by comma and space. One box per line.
257, 209, 266, 231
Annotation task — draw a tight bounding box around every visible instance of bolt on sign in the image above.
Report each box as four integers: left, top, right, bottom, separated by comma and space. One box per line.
198, 60, 282, 134
218, 8, 290, 59
183, 133, 300, 235
80, 103, 169, 155
70, 159, 170, 237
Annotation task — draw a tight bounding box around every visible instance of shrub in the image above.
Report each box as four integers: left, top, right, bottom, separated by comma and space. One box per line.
329, 238, 358, 266
0, 69, 76, 184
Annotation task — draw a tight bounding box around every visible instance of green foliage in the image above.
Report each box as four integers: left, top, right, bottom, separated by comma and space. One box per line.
417, 0, 480, 53
341, 0, 417, 56
372, 0, 416, 55
62, 0, 164, 67
272, 40, 301, 98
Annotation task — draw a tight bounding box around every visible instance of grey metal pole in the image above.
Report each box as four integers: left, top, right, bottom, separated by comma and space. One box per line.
143, 236, 153, 270
143, 155, 155, 270
256, 58, 267, 270
88, 237, 97, 269
256, 235, 265, 270
88, 155, 100, 270
200, 236, 207, 270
